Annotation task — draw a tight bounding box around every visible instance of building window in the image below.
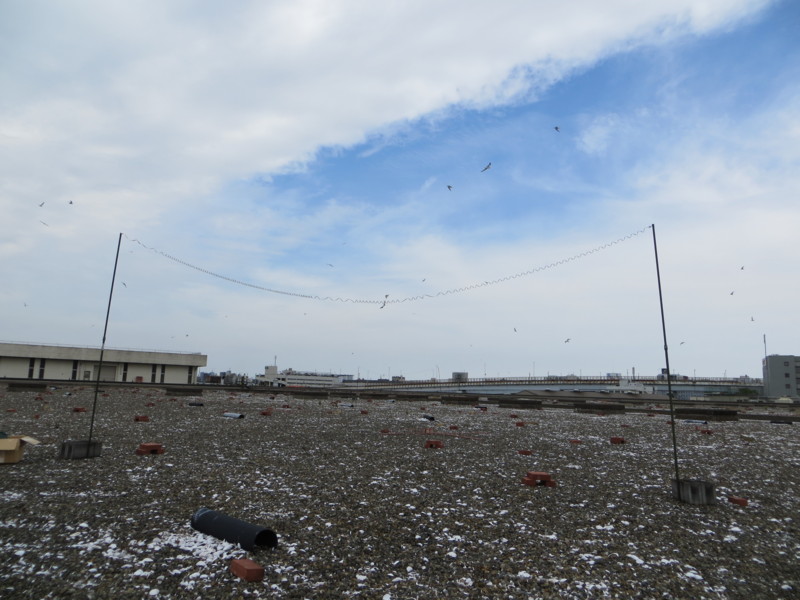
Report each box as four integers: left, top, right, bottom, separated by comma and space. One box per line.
187, 366, 193, 384
151, 364, 157, 383
83, 370, 91, 380
160, 364, 166, 384
786, 373, 791, 378
28, 358, 35, 379
71, 360, 78, 380
122, 362, 128, 382
787, 384, 792, 389
785, 361, 790, 367
38, 359, 46, 379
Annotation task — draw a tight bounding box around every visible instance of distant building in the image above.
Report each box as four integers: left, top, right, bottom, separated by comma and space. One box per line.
0, 342, 207, 384
255, 365, 353, 388
762, 354, 799, 398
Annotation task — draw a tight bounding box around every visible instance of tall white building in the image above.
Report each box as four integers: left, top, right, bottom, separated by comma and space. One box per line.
762, 354, 799, 398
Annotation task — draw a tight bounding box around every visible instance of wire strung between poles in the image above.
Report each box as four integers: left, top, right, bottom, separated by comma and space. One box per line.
123, 225, 652, 306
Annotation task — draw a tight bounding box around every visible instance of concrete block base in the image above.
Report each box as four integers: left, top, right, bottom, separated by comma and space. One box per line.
59, 440, 102, 460
672, 478, 716, 505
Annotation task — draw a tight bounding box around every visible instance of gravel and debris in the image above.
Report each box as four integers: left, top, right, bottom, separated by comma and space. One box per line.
1, 385, 798, 599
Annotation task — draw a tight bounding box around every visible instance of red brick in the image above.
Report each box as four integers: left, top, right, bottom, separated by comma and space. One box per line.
424, 440, 443, 449
569, 439, 582, 444
610, 437, 626, 444
449, 425, 459, 430
380, 428, 390, 434
526, 471, 551, 481
230, 558, 264, 582
360, 410, 369, 415
515, 422, 525, 427
728, 496, 748, 507
134, 415, 150, 422
135, 442, 164, 455
73, 407, 86, 413
518, 450, 532, 455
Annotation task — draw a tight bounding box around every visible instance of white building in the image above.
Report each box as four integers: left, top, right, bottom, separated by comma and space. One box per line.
256, 365, 353, 388
0, 342, 207, 384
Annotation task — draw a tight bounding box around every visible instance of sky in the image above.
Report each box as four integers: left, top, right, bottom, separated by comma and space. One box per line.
2, 0, 799, 381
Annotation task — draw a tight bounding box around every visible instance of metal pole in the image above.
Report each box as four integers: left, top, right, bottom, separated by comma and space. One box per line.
651, 224, 680, 484
88, 233, 123, 443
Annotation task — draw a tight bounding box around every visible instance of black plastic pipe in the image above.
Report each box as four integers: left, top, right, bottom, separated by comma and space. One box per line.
190, 507, 277, 551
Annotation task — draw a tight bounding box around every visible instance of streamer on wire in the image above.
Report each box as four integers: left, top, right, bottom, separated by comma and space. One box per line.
123, 226, 651, 306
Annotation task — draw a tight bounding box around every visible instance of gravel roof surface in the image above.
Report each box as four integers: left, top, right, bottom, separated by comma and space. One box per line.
1, 384, 798, 599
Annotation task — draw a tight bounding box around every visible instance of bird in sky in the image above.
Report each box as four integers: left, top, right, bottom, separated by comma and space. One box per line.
730, 291, 735, 295
38, 202, 45, 207
447, 185, 453, 191
680, 341, 686, 345
564, 338, 571, 343
39, 221, 48, 226
740, 266, 744, 270
121, 282, 127, 288
513, 328, 517, 332
751, 317, 755, 322
326, 263, 334, 268
554, 126, 560, 132
69, 200, 73, 205
481, 162, 492, 172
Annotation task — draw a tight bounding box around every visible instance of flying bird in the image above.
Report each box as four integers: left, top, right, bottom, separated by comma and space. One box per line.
554, 126, 560, 132
730, 291, 735, 295
39, 221, 49, 226
447, 185, 453, 191
740, 266, 744, 270
69, 200, 73, 205
564, 338, 571, 343
751, 317, 755, 322
513, 328, 517, 332
680, 341, 686, 345
481, 162, 492, 172
326, 263, 334, 268
121, 282, 127, 288
38, 202, 45, 207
